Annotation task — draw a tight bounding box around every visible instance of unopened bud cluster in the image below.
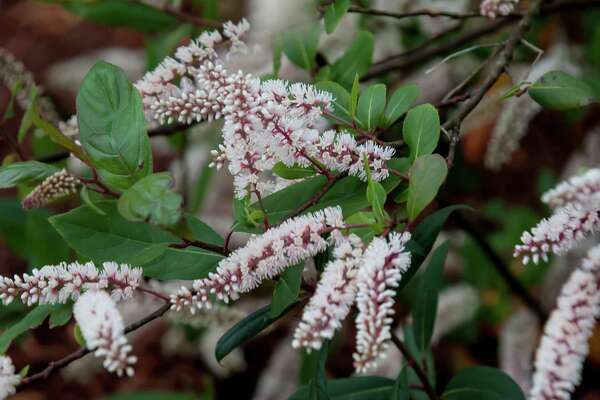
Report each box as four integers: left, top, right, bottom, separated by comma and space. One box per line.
0, 356, 20, 400
21, 169, 80, 209
480, 0, 519, 18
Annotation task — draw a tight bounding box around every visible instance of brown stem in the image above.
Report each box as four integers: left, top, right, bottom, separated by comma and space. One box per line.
290, 174, 342, 218
169, 238, 228, 255
391, 333, 439, 400
18, 302, 171, 388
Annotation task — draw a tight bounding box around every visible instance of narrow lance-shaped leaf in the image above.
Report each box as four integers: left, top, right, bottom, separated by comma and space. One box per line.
0, 161, 59, 189
412, 241, 449, 352
270, 262, 304, 318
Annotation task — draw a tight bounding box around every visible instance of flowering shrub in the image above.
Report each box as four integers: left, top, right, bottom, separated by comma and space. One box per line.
0, 0, 599, 399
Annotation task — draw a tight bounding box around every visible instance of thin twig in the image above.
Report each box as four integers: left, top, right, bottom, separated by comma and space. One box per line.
391, 332, 439, 400
18, 302, 171, 387
290, 174, 342, 218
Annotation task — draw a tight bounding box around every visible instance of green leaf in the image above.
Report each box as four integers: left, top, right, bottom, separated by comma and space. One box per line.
390, 368, 411, 400
403, 104, 440, 162
3, 79, 22, 120
331, 31, 374, 89
145, 24, 193, 70
529, 70, 597, 110
186, 215, 224, 247
273, 162, 316, 180
73, 324, 86, 347
49, 303, 73, 329
407, 154, 448, 221
25, 209, 71, 268
442, 366, 525, 400
316, 81, 352, 124
384, 84, 420, 127
324, 0, 350, 34
77, 61, 152, 192
412, 241, 449, 352
400, 205, 470, 290
367, 179, 387, 223
273, 37, 283, 76
350, 74, 360, 119
117, 172, 182, 227
80, 186, 107, 216
215, 304, 294, 362
291, 376, 394, 400
308, 342, 330, 400
270, 262, 304, 318
64, 0, 178, 32
357, 84, 386, 131
50, 201, 176, 261
0, 306, 52, 353
0, 161, 59, 189
281, 24, 321, 71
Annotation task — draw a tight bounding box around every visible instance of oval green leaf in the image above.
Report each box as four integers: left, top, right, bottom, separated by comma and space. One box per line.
529, 70, 597, 110
443, 366, 525, 400
402, 104, 440, 162
407, 154, 448, 221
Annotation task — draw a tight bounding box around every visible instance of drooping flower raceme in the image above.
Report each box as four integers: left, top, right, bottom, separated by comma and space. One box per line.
529, 244, 600, 400
542, 168, 600, 209
171, 207, 345, 312
73, 290, 137, 377
21, 169, 80, 209
292, 232, 364, 351
353, 232, 412, 373
480, 0, 519, 19
514, 196, 600, 265
0, 356, 20, 400
137, 21, 395, 198
0, 261, 142, 306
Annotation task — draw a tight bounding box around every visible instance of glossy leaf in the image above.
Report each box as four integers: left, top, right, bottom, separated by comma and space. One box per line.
0, 161, 59, 189
402, 104, 440, 162
357, 84, 386, 131
324, 0, 350, 34
407, 154, 448, 220
270, 262, 304, 318
273, 162, 316, 180
80, 186, 107, 216
49, 303, 73, 329
529, 70, 597, 110
0, 306, 52, 353
412, 241, 449, 352
77, 61, 152, 191
384, 84, 420, 127
442, 366, 525, 400
308, 342, 330, 400
281, 24, 321, 71
64, 0, 178, 32
331, 31, 374, 89
215, 304, 294, 362
117, 172, 182, 227
186, 215, 224, 247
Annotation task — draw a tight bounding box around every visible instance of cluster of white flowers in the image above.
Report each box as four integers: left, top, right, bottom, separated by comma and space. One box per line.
73, 291, 137, 377
0, 261, 142, 306
480, 0, 519, 18
514, 170, 600, 264
292, 233, 364, 351
353, 232, 412, 373
137, 21, 395, 198
529, 244, 600, 400
21, 169, 80, 209
0, 356, 20, 400
171, 207, 345, 311
542, 168, 600, 209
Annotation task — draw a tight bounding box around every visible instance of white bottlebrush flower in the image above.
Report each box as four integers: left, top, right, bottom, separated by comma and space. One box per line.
480, 0, 519, 19
292, 233, 364, 351
542, 168, 600, 209
0, 356, 20, 400
73, 291, 137, 377
21, 169, 80, 209
514, 199, 600, 264
171, 207, 345, 312
529, 244, 600, 400
353, 232, 412, 374
0, 261, 142, 306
